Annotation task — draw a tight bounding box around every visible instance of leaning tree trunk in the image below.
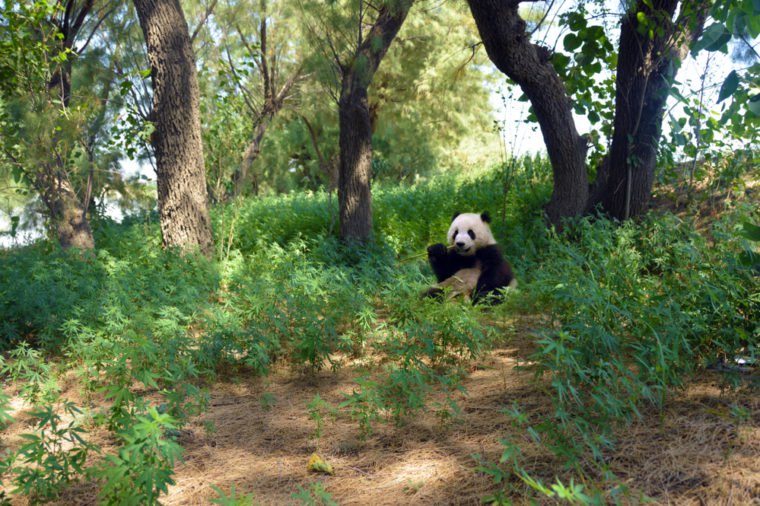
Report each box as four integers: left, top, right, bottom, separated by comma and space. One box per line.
338, 2, 412, 242
591, 0, 708, 219
133, 0, 214, 256
466, 0, 589, 226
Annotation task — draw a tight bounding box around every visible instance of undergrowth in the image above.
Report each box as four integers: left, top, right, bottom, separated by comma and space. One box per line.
0, 157, 756, 503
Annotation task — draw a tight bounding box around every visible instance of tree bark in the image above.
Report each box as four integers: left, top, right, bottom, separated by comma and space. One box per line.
338, 2, 412, 242
35, 172, 95, 250
52, 179, 95, 249
234, 115, 271, 196
590, 0, 708, 218
133, 0, 214, 256
41, 0, 97, 249
466, 0, 589, 226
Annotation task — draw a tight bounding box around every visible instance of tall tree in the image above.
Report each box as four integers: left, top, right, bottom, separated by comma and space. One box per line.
592, 0, 708, 218
221, 0, 304, 197
0, 0, 119, 249
336, 0, 413, 242
467, 0, 710, 224
133, 0, 214, 255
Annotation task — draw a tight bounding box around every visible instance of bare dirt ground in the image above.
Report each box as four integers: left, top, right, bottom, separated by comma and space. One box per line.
3, 335, 758, 505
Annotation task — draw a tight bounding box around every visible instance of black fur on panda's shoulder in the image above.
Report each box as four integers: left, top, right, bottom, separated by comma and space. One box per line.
472, 245, 514, 303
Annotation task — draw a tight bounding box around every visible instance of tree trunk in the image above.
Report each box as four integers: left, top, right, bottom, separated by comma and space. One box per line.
591, 0, 708, 219
234, 115, 271, 197
466, 0, 589, 226
133, 0, 214, 256
338, 85, 374, 241
52, 179, 95, 250
36, 173, 95, 250
39, 0, 97, 249
338, 2, 412, 242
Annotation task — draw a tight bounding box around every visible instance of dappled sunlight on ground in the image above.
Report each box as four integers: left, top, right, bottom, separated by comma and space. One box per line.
158, 338, 758, 505
2, 332, 756, 505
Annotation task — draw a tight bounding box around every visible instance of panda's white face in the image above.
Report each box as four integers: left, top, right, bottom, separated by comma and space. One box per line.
447, 213, 496, 256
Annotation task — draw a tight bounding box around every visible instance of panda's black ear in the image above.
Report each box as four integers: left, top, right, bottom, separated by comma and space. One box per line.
451, 211, 461, 222
481, 212, 492, 223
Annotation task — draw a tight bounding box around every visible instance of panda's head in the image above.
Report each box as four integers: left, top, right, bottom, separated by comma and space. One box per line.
447, 212, 496, 256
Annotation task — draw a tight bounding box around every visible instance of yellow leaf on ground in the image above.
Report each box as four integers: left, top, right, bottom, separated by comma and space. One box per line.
307, 453, 334, 475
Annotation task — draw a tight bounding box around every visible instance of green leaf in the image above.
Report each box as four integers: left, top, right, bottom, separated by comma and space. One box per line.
563, 33, 582, 51
717, 70, 739, 103
693, 23, 731, 53
739, 222, 760, 242
749, 94, 760, 116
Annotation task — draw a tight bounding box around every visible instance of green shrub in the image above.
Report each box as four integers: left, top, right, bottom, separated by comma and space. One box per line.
12, 401, 96, 502
92, 408, 183, 505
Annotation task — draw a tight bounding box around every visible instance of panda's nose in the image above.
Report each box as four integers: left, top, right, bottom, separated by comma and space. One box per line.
456, 241, 465, 248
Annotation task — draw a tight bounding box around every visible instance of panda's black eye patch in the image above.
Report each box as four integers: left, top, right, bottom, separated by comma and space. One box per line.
468, 229, 476, 240
453, 228, 458, 238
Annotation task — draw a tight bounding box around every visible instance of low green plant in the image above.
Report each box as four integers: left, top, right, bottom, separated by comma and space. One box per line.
0, 344, 58, 403
259, 392, 277, 411
292, 482, 337, 506
210, 484, 256, 506
339, 378, 383, 439
307, 394, 335, 440
92, 407, 183, 505
12, 401, 96, 501
0, 392, 13, 429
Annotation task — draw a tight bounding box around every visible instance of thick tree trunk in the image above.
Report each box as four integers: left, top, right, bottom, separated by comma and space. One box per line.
134, 0, 214, 256
338, 85, 374, 241
591, 0, 708, 218
338, 2, 412, 242
466, 0, 589, 226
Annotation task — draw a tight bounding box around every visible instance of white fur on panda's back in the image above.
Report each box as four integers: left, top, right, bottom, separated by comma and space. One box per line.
448, 213, 496, 255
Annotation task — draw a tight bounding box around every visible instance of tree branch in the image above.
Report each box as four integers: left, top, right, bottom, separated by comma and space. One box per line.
190, 0, 219, 43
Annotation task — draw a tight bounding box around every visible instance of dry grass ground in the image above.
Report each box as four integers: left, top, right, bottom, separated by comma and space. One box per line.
159, 348, 759, 505
3, 330, 753, 505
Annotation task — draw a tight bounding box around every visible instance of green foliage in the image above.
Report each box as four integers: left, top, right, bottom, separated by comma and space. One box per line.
12, 401, 96, 502
520, 212, 757, 457
292, 482, 337, 506
307, 394, 336, 440
210, 484, 256, 506
1, 158, 756, 503
92, 408, 183, 505
0, 343, 58, 403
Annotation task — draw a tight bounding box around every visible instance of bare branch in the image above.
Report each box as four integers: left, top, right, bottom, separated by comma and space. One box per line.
224, 47, 259, 116
77, 2, 118, 53
274, 62, 304, 105
190, 0, 219, 44
259, 0, 271, 100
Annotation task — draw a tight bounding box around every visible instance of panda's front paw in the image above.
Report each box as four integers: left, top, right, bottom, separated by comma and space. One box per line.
427, 243, 448, 258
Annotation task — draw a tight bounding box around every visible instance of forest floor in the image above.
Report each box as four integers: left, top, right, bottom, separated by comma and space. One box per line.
161, 339, 760, 505
4, 317, 755, 505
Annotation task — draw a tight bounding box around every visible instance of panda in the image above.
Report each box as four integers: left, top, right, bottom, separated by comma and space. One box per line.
424, 212, 516, 303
